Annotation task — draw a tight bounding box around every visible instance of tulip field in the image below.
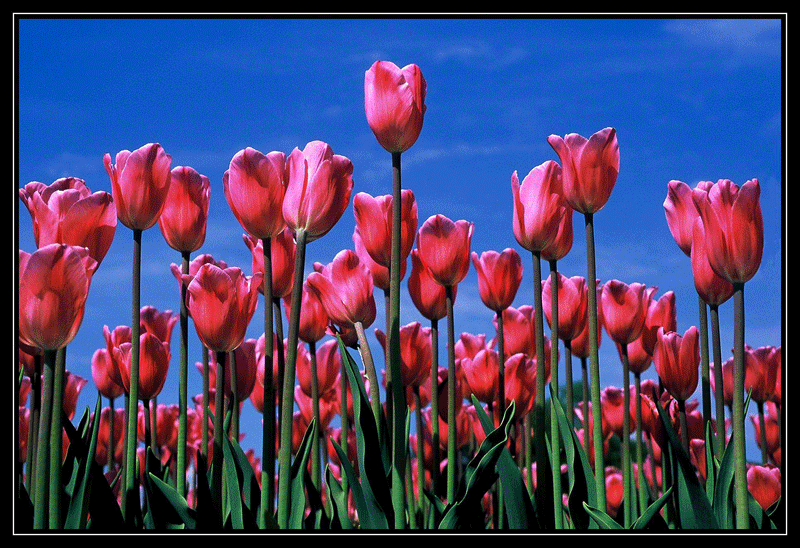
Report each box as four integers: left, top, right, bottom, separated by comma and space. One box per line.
16, 17, 784, 534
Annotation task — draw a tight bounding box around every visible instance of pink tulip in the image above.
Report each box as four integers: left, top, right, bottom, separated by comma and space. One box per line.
353, 226, 405, 291
493, 306, 534, 357
600, 280, 650, 346
244, 226, 297, 300
91, 347, 125, 400
460, 348, 500, 406
282, 140, 354, 242
285, 279, 330, 345
663, 180, 714, 256
541, 202, 574, 262
511, 161, 567, 253
407, 249, 451, 321
306, 249, 377, 329
747, 464, 781, 511
104, 142, 172, 231
353, 189, 418, 270
159, 166, 210, 253
471, 248, 523, 313
743, 345, 781, 405
19, 177, 117, 265
114, 331, 171, 401
690, 217, 735, 306
547, 127, 620, 215
653, 326, 700, 402
224, 147, 287, 240
18, 244, 98, 351
541, 273, 589, 342
183, 264, 262, 353
297, 338, 341, 398
139, 305, 178, 347
364, 60, 427, 153
415, 214, 474, 288
692, 178, 764, 284
639, 289, 677, 357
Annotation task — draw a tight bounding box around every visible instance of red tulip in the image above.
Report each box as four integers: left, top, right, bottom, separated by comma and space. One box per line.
747, 464, 781, 511
460, 348, 500, 406
653, 326, 700, 402
224, 147, 287, 240
493, 305, 534, 357
541, 273, 588, 342
62, 371, 88, 421
353, 226, 405, 291
639, 289, 677, 357
19, 177, 117, 265
18, 244, 98, 351
471, 248, 523, 313
114, 331, 171, 401
511, 161, 567, 253
375, 322, 432, 388
407, 248, 451, 321
244, 226, 297, 300
547, 127, 620, 215
743, 345, 780, 405
663, 180, 714, 256
504, 353, 536, 419
571, 281, 604, 360
541, 202, 574, 262
104, 142, 172, 231
139, 305, 178, 347
92, 347, 125, 400
158, 166, 210, 253
364, 60, 426, 153
282, 140, 354, 242
306, 249, 377, 329
285, 279, 330, 345
690, 217, 735, 305
183, 264, 262, 353
600, 280, 649, 346
692, 178, 764, 284
297, 338, 341, 398
415, 214, 474, 288
353, 189, 418, 270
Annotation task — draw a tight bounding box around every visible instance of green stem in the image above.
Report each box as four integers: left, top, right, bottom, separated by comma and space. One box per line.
26, 354, 42, 495
212, 350, 226, 527
698, 296, 712, 438
390, 150, 407, 529
354, 321, 381, 427
445, 285, 457, 504
310, 340, 321, 491
634, 371, 647, 515
531, 250, 550, 528
548, 259, 562, 529
620, 345, 631, 528
757, 402, 768, 465
564, 342, 574, 430
496, 309, 506, 529
201, 345, 209, 461
123, 228, 142, 525
413, 386, 425, 525
278, 227, 307, 529
732, 282, 748, 529
261, 236, 275, 522
709, 304, 726, 457
177, 251, 190, 497
429, 318, 440, 497
581, 356, 590, 455
33, 349, 55, 529
584, 212, 606, 510
230, 350, 239, 441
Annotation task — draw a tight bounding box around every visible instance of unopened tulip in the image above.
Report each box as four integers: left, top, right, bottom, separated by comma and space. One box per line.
460, 348, 499, 406
415, 214, 474, 288
407, 249, 450, 321
114, 332, 171, 401
224, 147, 287, 240
92, 347, 125, 400
747, 464, 781, 511
19, 177, 117, 265
158, 166, 210, 253
692, 178, 764, 284
663, 180, 713, 256
743, 345, 780, 405
601, 280, 650, 346
282, 140, 354, 242
653, 326, 700, 402
547, 127, 620, 215
306, 249, 377, 329
511, 161, 567, 253
542, 274, 588, 342
494, 306, 535, 357
104, 142, 172, 231
364, 60, 427, 153
375, 322, 432, 388
183, 264, 262, 353
244, 226, 297, 300
471, 248, 523, 313
287, 279, 330, 345
691, 218, 735, 305
18, 244, 98, 351
297, 338, 341, 398
353, 190, 418, 270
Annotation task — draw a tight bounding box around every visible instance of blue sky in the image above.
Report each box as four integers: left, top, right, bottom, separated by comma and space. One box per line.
16, 16, 784, 463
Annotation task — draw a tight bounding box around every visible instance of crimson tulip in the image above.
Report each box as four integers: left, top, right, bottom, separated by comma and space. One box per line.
743, 345, 780, 405
158, 166, 210, 253
415, 214, 474, 288
182, 264, 262, 353
217, 338, 259, 401
471, 248, 523, 313
353, 226, 400, 291
653, 326, 700, 402
747, 464, 781, 511
663, 180, 713, 256
282, 140, 354, 242
503, 353, 536, 419
19, 177, 117, 266
114, 331, 171, 401
541, 273, 588, 342
493, 305, 535, 357
692, 178, 764, 284
139, 305, 178, 347
18, 244, 98, 351
104, 142, 172, 231
285, 279, 330, 345
224, 147, 287, 240
407, 249, 450, 321
541, 201, 574, 262
460, 348, 500, 406
297, 338, 341, 398
547, 127, 620, 215
306, 249, 377, 329
244, 227, 297, 300
511, 161, 567, 253
601, 280, 650, 347
364, 60, 426, 154
376, 322, 432, 388
639, 289, 677, 357
92, 347, 125, 400
353, 189, 418, 270
690, 217, 735, 306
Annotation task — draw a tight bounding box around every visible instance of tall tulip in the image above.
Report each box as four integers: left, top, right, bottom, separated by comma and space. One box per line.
744, 345, 780, 465
653, 326, 700, 451
159, 166, 210, 253
693, 178, 764, 528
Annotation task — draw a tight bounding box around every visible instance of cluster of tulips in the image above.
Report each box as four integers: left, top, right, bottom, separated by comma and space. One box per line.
17, 59, 782, 532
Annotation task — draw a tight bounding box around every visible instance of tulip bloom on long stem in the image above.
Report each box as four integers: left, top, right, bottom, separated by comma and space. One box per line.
549, 127, 619, 514
693, 178, 763, 529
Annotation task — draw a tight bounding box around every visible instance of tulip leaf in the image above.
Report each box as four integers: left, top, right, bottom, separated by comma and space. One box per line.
145, 472, 197, 530
224, 433, 261, 528
288, 417, 317, 529
582, 502, 624, 529
631, 485, 673, 529
324, 464, 353, 529
62, 399, 101, 529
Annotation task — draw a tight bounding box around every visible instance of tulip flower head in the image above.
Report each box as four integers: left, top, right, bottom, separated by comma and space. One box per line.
471, 248, 523, 313
415, 214, 474, 288
364, 60, 427, 153
224, 147, 287, 240
306, 249, 377, 329
600, 280, 650, 346
407, 248, 451, 321
653, 326, 700, 402
114, 331, 171, 401
690, 217, 735, 306
104, 142, 173, 231
353, 189, 418, 270
511, 161, 567, 253
547, 127, 619, 215
159, 166, 210, 253
663, 180, 713, 257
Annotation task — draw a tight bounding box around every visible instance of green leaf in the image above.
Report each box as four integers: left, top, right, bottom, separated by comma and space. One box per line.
324, 464, 353, 529
62, 398, 102, 529
288, 417, 317, 529
631, 485, 673, 529
582, 502, 624, 529
146, 472, 197, 529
